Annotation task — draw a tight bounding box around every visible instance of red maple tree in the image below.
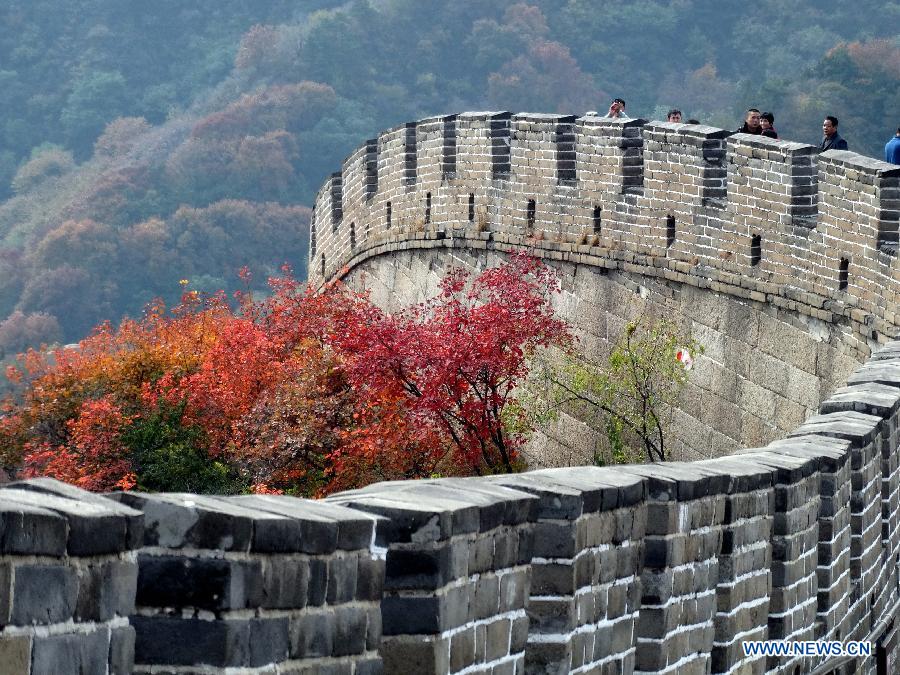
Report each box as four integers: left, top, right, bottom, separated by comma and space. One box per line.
331, 254, 571, 475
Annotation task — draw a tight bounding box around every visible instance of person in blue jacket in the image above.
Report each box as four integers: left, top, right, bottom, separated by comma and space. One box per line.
886, 128, 900, 165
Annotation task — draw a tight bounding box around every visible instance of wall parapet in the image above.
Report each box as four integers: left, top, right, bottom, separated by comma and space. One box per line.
311, 112, 900, 354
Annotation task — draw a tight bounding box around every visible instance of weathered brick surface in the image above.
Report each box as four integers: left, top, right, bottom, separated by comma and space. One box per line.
327, 477, 537, 675
612, 463, 729, 674
0, 480, 142, 675
110, 491, 384, 674
491, 466, 646, 674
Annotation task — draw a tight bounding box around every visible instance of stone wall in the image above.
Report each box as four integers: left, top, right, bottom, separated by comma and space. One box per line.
340, 246, 862, 467
111, 491, 384, 674
0, 478, 141, 675
308, 112, 900, 469
327, 479, 536, 674
5, 343, 900, 673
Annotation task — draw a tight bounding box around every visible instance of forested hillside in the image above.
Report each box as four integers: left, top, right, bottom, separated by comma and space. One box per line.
0, 0, 898, 353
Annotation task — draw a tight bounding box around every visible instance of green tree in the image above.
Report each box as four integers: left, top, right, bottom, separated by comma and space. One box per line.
60, 70, 129, 157
122, 400, 245, 494
526, 317, 702, 465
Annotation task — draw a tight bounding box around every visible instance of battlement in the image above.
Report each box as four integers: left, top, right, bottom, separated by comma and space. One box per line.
311, 112, 900, 347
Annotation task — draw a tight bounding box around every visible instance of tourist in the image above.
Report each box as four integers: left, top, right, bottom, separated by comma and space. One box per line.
667, 109, 682, 123
821, 116, 848, 151
760, 112, 778, 139
686, 118, 700, 125
737, 108, 762, 134
605, 98, 627, 118
886, 127, 900, 165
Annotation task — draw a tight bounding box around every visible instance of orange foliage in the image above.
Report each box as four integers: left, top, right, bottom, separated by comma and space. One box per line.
93, 117, 152, 159
1, 258, 571, 496
841, 39, 900, 78
190, 82, 337, 140
24, 396, 135, 492
235, 25, 281, 71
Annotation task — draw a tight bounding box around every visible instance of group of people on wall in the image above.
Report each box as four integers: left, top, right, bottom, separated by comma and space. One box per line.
600, 98, 900, 165
734, 107, 848, 151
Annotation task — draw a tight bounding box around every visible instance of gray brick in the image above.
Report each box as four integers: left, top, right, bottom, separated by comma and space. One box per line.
0, 500, 67, 556
249, 616, 290, 666
0, 488, 136, 555
109, 626, 135, 675
8, 478, 144, 549
381, 635, 449, 675
327, 554, 359, 603
333, 605, 368, 657
136, 554, 261, 610
11, 563, 77, 625
261, 555, 309, 609
290, 610, 334, 658
32, 627, 109, 675
132, 616, 251, 667
76, 558, 137, 621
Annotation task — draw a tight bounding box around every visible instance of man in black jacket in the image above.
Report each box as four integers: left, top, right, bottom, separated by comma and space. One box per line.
821, 116, 848, 151
737, 108, 762, 134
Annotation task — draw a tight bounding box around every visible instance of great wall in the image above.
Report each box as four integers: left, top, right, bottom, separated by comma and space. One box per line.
3, 113, 900, 674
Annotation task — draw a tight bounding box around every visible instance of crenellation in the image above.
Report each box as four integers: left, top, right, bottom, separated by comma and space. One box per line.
441, 115, 457, 178
638, 123, 732, 263
614, 462, 730, 674
812, 152, 900, 324
108, 490, 384, 673
0, 479, 142, 674
493, 114, 583, 242
329, 171, 343, 227
371, 122, 419, 239
574, 116, 645, 205
314, 114, 900, 357
788, 410, 886, 648
491, 466, 646, 674
341, 144, 371, 251
326, 477, 537, 675
737, 448, 821, 673
820, 382, 900, 635
415, 114, 464, 232
688, 456, 776, 675
724, 135, 819, 291
311, 179, 331, 274
365, 137, 379, 199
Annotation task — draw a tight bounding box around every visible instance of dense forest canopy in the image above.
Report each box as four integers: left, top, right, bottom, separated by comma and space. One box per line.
0, 0, 898, 354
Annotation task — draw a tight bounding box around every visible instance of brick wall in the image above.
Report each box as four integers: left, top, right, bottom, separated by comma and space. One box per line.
0, 478, 141, 674
111, 491, 383, 673
311, 112, 900, 364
